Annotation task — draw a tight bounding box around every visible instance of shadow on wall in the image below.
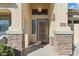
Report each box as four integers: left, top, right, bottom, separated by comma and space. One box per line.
0, 3, 18, 8
72, 45, 76, 55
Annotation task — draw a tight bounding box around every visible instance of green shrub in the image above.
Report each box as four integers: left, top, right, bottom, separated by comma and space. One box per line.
0, 44, 15, 56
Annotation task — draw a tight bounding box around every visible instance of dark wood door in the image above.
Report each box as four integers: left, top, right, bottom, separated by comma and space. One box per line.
37, 19, 49, 43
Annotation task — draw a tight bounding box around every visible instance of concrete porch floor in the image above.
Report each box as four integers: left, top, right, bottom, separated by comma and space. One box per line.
73, 44, 79, 56
25, 43, 79, 56
26, 44, 56, 56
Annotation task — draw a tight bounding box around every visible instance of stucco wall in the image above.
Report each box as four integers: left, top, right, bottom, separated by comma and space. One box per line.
74, 24, 79, 45
54, 3, 71, 31
21, 3, 30, 48
49, 4, 55, 36
8, 4, 22, 32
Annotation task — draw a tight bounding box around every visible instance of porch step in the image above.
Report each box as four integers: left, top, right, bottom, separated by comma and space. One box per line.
24, 41, 42, 55
28, 41, 41, 47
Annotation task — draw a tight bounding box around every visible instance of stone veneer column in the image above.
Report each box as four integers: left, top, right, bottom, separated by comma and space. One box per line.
5, 31, 24, 56
54, 31, 73, 55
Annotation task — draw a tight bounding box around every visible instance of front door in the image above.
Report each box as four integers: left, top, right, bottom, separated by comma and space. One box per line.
37, 19, 49, 43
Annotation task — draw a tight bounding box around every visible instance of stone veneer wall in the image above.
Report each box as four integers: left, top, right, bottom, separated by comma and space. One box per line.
49, 34, 55, 46
54, 32, 73, 55
3, 34, 25, 56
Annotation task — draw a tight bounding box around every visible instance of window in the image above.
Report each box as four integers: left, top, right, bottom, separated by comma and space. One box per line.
68, 20, 72, 24
32, 20, 36, 34
68, 19, 79, 24
73, 20, 79, 23
68, 15, 73, 17
0, 9, 11, 32
0, 17, 10, 32
32, 9, 48, 15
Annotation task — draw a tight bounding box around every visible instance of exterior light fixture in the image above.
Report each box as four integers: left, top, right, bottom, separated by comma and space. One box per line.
38, 7, 42, 12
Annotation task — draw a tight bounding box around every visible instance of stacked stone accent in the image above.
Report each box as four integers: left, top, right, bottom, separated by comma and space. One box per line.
49, 38, 54, 46
54, 33, 73, 55
3, 34, 24, 56
49, 34, 54, 46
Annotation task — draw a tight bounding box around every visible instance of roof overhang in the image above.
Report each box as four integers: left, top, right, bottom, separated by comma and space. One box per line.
0, 3, 18, 8
0, 9, 11, 16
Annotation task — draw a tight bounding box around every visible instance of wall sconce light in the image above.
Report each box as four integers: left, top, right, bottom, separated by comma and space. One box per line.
38, 7, 42, 12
